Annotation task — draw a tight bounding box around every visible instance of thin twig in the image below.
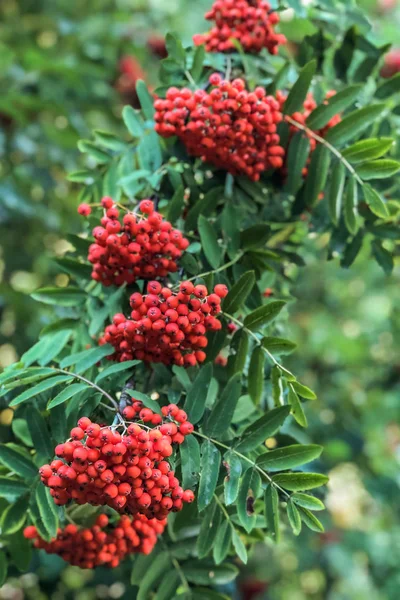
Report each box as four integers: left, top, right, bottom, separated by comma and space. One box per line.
173, 253, 244, 289
285, 115, 364, 186
52, 368, 119, 411
221, 312, 279, 366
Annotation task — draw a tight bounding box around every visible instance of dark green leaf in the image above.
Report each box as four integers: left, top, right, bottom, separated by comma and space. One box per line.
198, 215, 222, 269
288, 385, 308, 428
256, 444, 323, 470
307, 85, 361, 129
197, 501, 222, 558
213, 520, 232, 565
291, 381, 317, 400
8, 531, 32, 571
1, 496, 28, 534
136, 80, 155, 120
126, 390, 162, 415
272, 472, 329, 491
236, 406, 291, 453
325, 104, 386, 146
182, 562, 238, 585
342, 138, 394, 164
344, 179, 359, 235
223, 452, 242, 506
292, 492, 325, 511
154, 573, 180, 600
363, 184, 389, 218
287, 500, 302, 535
304, 144, 331, 206
0, 445, 37, 479
375, 72, 400, 98
205, 373, 242, 437
328, 160, 346, 226
131, 552, 160, 585
265, 484, 280, 543
122, 106, 144, 137
184, 363, 213, 424
60, 344, 113, 370
31, 287, 86, 306
180, 435, 201, 489
262, 337, 297, 355
35, 485, 58, 539
168, 184, 185, 222
298, 507, 325, 532
191, 45, 205, 81
238, 469, 261, 533
0, 551, 7, 587
240, 224, 271, 250
223, 271, 255, 314
357, 159, 400, 180
27, 407, 53, 460
137, 552, 170, 600
284, 133, 311, 196
244, 301, 286, 332
372, 240, 394, 275
165, 32, 186, 65
228, 330, 249, 376
248, 346, 265, 405
283, 60, 316, 114
95, 360, 140, 383
0, 478, 30, 502
55, 257, 92, 280
47, 382, 90, 409
198, 441, 221, 511
232, 528, 248, 563
9, 375, 73, 407
185, 187, 224, 232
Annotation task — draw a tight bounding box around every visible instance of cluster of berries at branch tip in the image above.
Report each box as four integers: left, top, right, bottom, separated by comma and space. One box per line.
100, 280, 228, 367
155, 74, 285, 181
193, 0, 286, 55
39, 409, 195, 521
24, 513, 165, 569
83, 198, 189, 287
276, 91, 341, 179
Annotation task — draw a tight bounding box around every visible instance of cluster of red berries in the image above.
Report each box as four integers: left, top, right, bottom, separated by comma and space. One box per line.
24, 514, 165, 569
277, 91, 341, 180
39, 410, 195, 520
86, 198, 189, 287
193, 0, 286, 55
99, 280, 228, 366
154, 74, 285, 181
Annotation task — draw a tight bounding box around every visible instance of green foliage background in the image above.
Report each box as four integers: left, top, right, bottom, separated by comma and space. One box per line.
0, 0, 399, 599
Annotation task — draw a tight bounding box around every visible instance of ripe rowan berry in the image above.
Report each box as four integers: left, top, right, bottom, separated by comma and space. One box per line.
77, 203, 92, 216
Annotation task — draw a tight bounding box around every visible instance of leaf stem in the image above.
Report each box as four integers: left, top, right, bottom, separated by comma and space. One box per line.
52, 368, 119, 411
174, 252, 244, 288
285, 116, 364, 186
194, 431, 290, 499
221, 312, 279, 366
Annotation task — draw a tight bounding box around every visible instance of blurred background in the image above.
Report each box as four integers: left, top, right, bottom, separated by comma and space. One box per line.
0, 0, 399, 599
